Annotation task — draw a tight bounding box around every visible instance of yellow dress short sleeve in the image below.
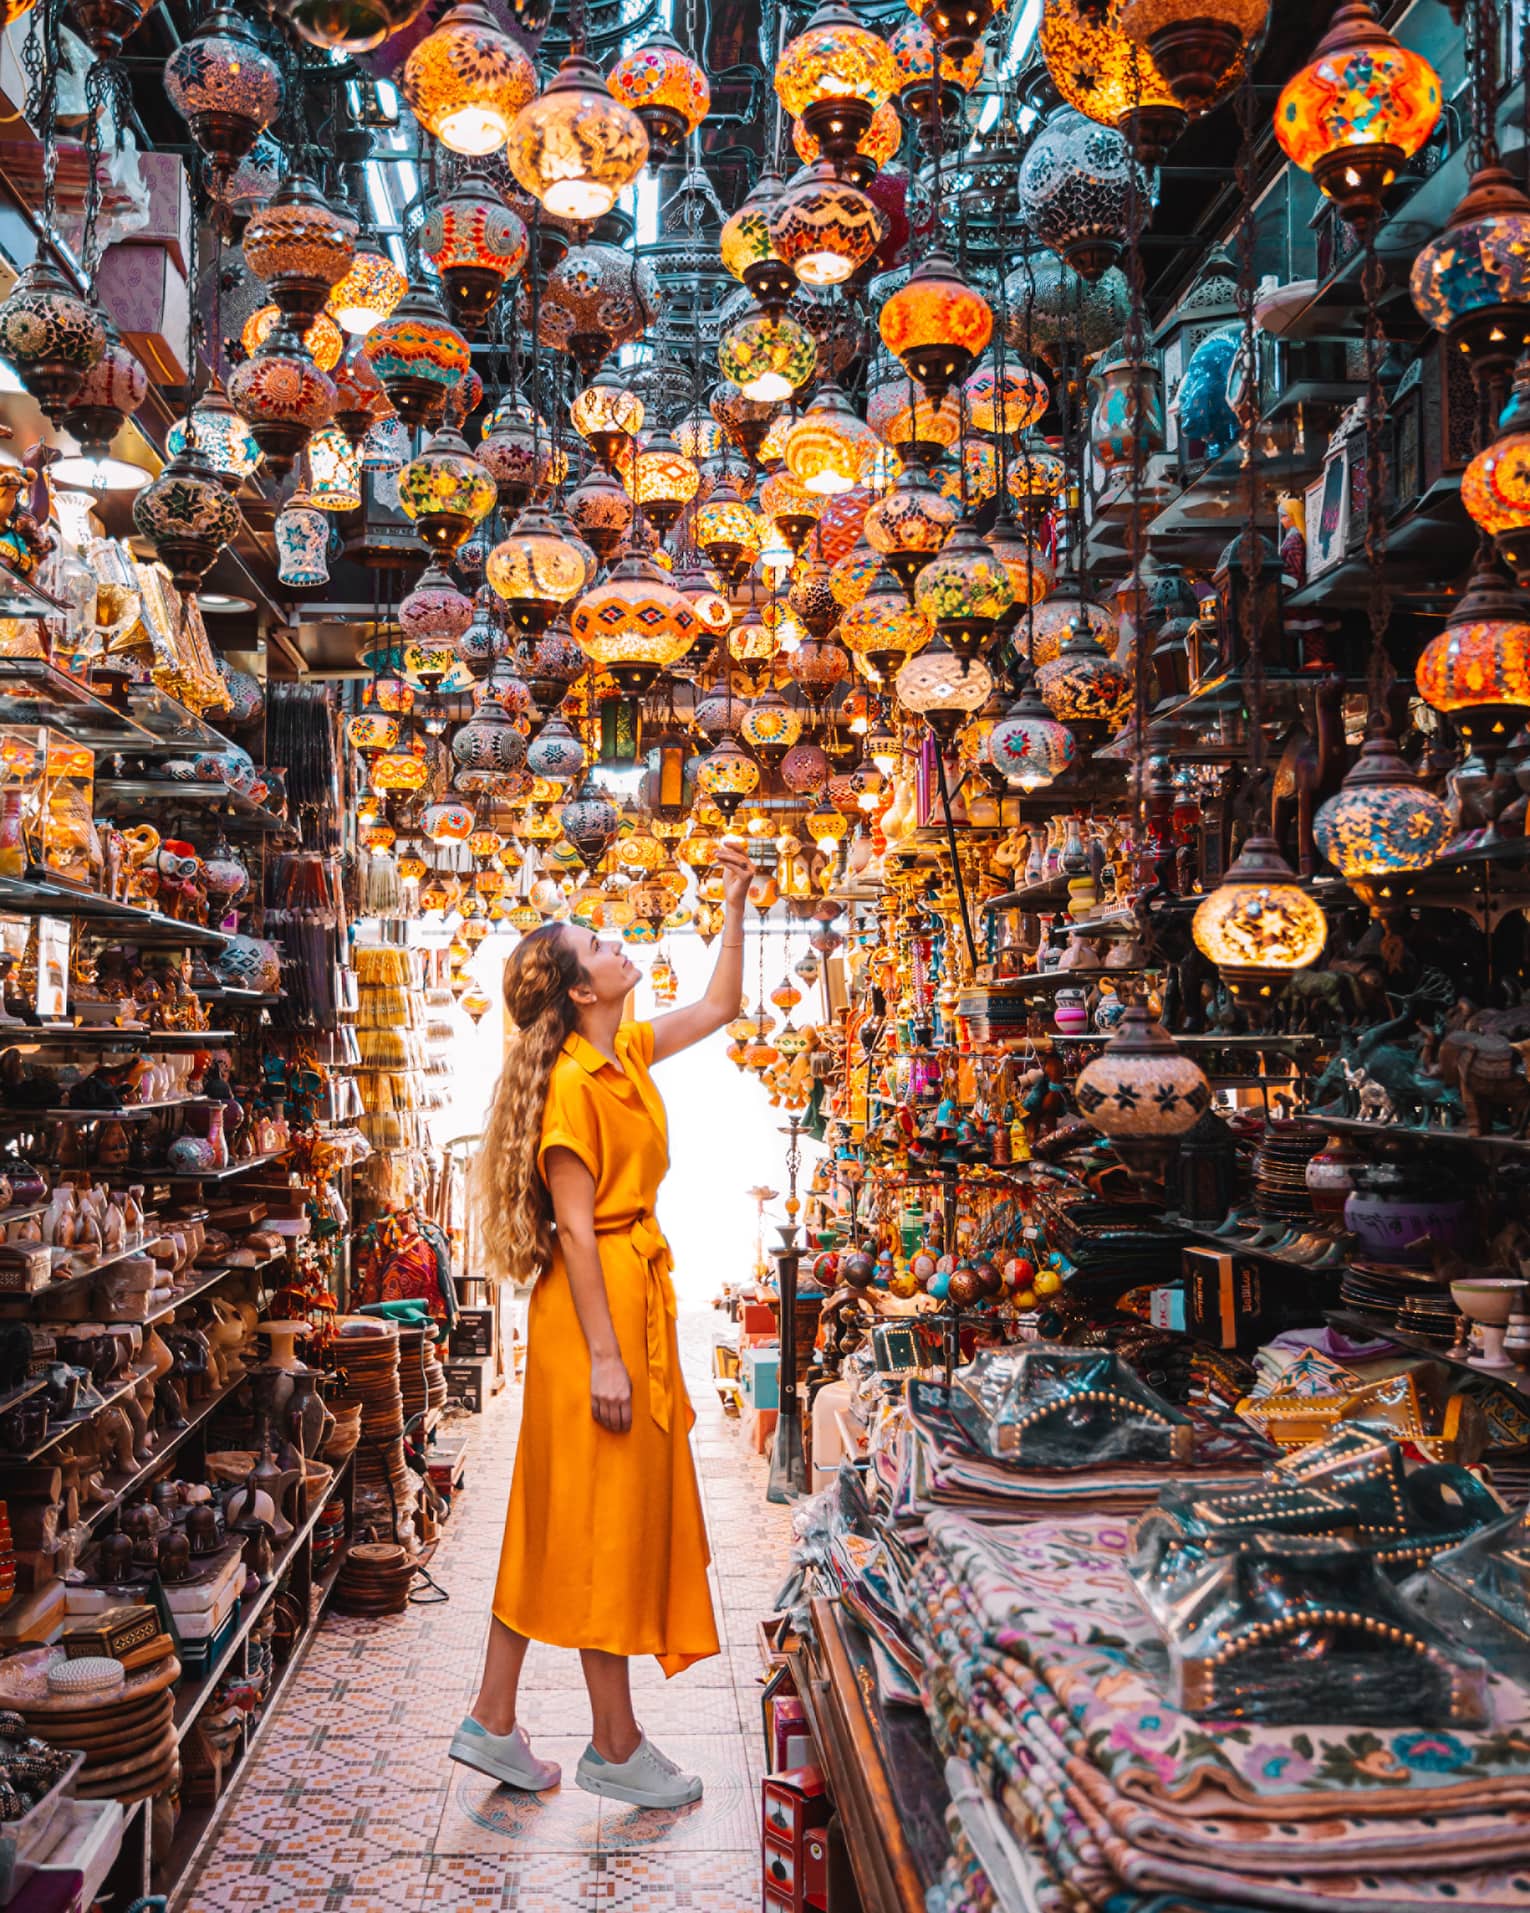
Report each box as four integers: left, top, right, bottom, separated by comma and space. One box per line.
537, 1057, 600, 1182
621, 1020, 655, 1069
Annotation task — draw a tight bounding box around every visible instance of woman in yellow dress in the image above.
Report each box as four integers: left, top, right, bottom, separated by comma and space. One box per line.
452, 845, 754, 1809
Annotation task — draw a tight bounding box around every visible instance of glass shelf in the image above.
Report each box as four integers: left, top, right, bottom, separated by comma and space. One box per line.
0, 658, 157, 749
94, 777, 291, 837
123, 683, 237, 756
0, 871, 232, 948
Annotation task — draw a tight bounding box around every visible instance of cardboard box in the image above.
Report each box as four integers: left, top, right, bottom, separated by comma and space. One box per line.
1183, 1244, 1332, 1353
96, 241, 189, 384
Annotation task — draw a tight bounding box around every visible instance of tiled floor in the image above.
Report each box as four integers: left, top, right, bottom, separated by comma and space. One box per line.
177, 1310, 793, 1912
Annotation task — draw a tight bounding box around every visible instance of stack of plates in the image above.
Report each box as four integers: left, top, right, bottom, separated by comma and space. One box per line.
328, 1317, 413, 1527
1251, 1122, 1329, 1222
1338, 1259, 1455, 1338
332, 1541, 415, 1617
0, 1639, 181, 1805
397, 1323, 448, 1423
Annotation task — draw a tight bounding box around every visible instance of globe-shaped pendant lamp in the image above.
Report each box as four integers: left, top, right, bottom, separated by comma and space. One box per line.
1036, 615, 1132, 733
307, 423, 362, 511
1191, 834, 1327, 1000
1410, 161, 1530, 392
537, 243, 663, 376
768, 161, 883, 289
840, 559, 933, 680
361, 287, 471, 430
60, 317, 146, 458
987, 517, 1056, 628
329, 345, 390, 447
242, 303, 345, 373
1115, 0, 1269, 115
242, 174, 357, 322
863, 467, 957, 593
397, 425, 497, 553
784, 384, 879, 496
718, 306, 817, 401
1005, 251, 1131, 366
1273, 0, 1441, 229
507, 51, 649, 223
1017, 106, 1145, 281
878, 250, 993, 402
913, 521, 1015, 658
623, 429, 701, 534
0, 262, 105, 421
607, 27, 710, 161
486, 505, 589, 634
866, 373, 960, 459
422, 180, 528, 336
327, 244, 407, 336
568, 467, 634, 560
570, 550, 701, 694
775, 0, 898, 161
560, 779, 622, 869
739, 687, 804, 764
1074, 1007, 1212, 1184
963, 355, 1049, 435
889, 18, 984, 129
696, 734, 761, 819
227, 321, 336, 477
986, 685, 1077, 791
399, 563, 473, 646
720, 169, 799, 309
1415, 557, 1530, 761
478, 397, 565, 510
163, 7, 283, 182
132, 442, 242, 593
402, 1, 536, 156
906, 0, 996, 61
1312, 726, 1450, 880
792, 97, 901, 189
1463, 361, 1530, 586
760, 469, 824, 553
571, 363, 645, 469
274, 0, 425, 54
693, 475, 763, 583
894, 633, 991, 738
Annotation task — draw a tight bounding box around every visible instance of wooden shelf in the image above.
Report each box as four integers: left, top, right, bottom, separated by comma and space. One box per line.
0, 1359, 158, 1463
160, 1148, 293, 1184
84, 1368, 249, 1532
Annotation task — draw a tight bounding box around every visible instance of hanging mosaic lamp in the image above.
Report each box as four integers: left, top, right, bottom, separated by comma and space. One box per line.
906, 0, 994, 61
361, 286, 471, 430
987, 517, 1056, 627
569, 549, 701, 693
696, 734, 761, 819
913, 520, 1015, 659
784, 384, 879, 496
243, 174, 358, 322
866, 373, 960, 462
163, 7, 284, 182
60, 316, 146, 458
227, 320, 337, 477
1415, 556, 1530, 758
840, 559, 932, 680
720, 169, 798, 309
607, 27, 710, 161
242, 303, 345, 373
1116, 0, 1269, 114
1192, 834, 1327, 1001
1410, 160, 1530, 394
864, 466, 957, 593
963, 355, 1049, 436
327, 243, 408, 336
625, 429, 701, 534
792, 97, 901, 189
1017, 106, 1143, 281
1273, 0, 1440, 229
399, 563, 473, 646
759, 469, 823, 553
422, 179, 528, 336
132, 443, 243, 593
1036, 613, 1132, 733
888, 19, 983, 130
718, 306, 818, 401
570, 363, 645, 469
767, 161, 883, 290
776, 0, 897, 161
274, 0, 425, 54
878, 251, 992, 403
560, 778, 622, 869
0, 262, 105, 421
693, 473, 763, 583
307, 424, 362, 511
986, 684, 1077, 791
1464, 359, 1530, 586
739, 687, 805, 766
1040, 0, 1205, 160
507, 51, 648, 221
486, 505, 589, 634
167, 388, 261, 491
894, 634, 991, 739
452, 698, 529, 775
537, 243, 663, 375
397, 424, 497, 553
1074, 1008, 1211, 1184
1312, 723, 1450, 880
273, 484, 330, 589
568, 467, 634, 560
403, 1, 536, 155
329, 345, 390, 448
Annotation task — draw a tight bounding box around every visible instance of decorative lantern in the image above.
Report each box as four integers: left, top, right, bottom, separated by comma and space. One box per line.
1017, 106, 1143, 281
362, 287, 471, 430
878, 250, 992, 401
840, 561, 932, 680
1036, 616, 1132, 731
963, 356, 1049, 436
327, 244, 408, 336
987, 518, 1056, 626
538, 243, 662, 375
697, 734, 761, 819
1191, 835, 1327, 1000
1312, 725, 1450, 879
1074, 1008, 1211, 1183
397, 425, 497, 552
894, 635, 991, 738
568, 467, 634, 560
227, 322, 335, 477
625, 429, 701, 534
527, 714, 587, 781
168, 388, 261, 489
768, 162, 883, 289
1116, 0, 1269, 115
781, 740, 831, 793
783, 384, 879, 495
134, 444, 243, 592
864, 467, 957, 593
1415, 558, 1530, 759
403, 1, 536, 155
452, 700, 530, 774
560, 779, 622, 868
60, 317, 146, 458
570, 550, 700, 693
986, 686, 1077, 790
775, 0, 898, 162
487, 505, 589, 633
422, 180, 528, 335
275, 0, 425, 55
242, 303, 345, 373
913, 521, 1015, 658
693, 475, 763, 583
508, 51, 648, 221
1039, 0, 1201, 160
740, 687, 804, 765
399, 564, 473, 645
0, 263, 104, 421
1273, 0, 1441, 229
363, 415, 411, 472
1463, 362, 1530, 585
607, 28, 710, 160
720, 169, 799, 309
243, 174, 357, 321
571, 364, 645, 468
792, 97, 901, 188
889, 19, 984, 127
1410, 162, 1530, 394
478, 398, 563, 512
329, 346, 390, 447
718, 306, 817, 401
1005, 251, 1131, 365
759, 469, 823, 553
163, 7, 283, 182
306, 425, 362, 511
866, 374, 960, 460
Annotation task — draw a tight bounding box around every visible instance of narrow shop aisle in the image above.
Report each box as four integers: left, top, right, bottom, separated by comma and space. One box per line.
177, 1310, 794, 1911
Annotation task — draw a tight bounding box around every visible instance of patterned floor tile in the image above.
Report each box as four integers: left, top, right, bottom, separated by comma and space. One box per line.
184, 1851, 438, 1910
590, 1850, 762, 1909
424, 1851, 594, 1909
434, 1743, 603, 1854
594, 1736, 758, 1855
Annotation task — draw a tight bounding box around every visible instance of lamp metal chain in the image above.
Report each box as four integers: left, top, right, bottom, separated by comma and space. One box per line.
1234, 60, 1263, 780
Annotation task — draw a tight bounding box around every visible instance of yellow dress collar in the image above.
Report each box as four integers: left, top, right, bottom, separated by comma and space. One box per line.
562, 1028, 628, 1077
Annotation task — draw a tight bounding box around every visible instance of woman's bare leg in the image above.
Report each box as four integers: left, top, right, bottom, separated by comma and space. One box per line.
470, 1619, 531, 1735
580, 1648, 641, 1761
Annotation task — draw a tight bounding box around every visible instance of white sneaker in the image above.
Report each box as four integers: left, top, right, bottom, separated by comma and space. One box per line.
575, 1733, 703, 1808
449, 1716, 561, 1791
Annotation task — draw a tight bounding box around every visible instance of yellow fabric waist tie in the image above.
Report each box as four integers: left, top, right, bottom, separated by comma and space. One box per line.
594, 1211, 676, 1432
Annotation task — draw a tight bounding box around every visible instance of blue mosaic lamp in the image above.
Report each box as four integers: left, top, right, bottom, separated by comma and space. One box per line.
1412, 160, 1530, 392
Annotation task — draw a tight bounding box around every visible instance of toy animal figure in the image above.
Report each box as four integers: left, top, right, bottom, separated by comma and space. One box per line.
1425, 1027, 1530, 1135
1270, 672, 1347, 876
1353, 1071, 1396, 1124
1276, 967, 1358, 1033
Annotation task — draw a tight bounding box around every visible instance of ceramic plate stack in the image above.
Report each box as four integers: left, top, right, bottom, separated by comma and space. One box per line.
332, 1540, 414, 1617
1251, 1122, 1329, 1223
1340, 1260, 1457, 1340
0, 1641, 181, 1805
327, 1317, 413, 1529
396, 1322, 448, 1424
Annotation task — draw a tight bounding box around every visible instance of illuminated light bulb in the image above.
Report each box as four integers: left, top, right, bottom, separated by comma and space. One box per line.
403, 0, 536, 156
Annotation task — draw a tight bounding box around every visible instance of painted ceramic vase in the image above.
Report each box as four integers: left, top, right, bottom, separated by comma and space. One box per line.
1054, 987, 1090, 1035
1090, 353, 1165, 471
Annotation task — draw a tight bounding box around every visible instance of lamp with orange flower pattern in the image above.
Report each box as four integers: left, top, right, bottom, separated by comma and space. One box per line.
607, 28, 709, 160
402, 0, 536, 156
775, 0, 897, 161
421, 180, 528, 335
879, 251, 992, 401
1416, 558, 1530, 763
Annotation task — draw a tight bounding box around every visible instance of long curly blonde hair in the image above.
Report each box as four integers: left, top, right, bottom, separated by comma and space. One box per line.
470, 923, 589, 1283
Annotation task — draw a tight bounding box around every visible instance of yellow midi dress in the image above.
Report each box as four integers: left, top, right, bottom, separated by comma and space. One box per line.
492, 1021, 720, 1677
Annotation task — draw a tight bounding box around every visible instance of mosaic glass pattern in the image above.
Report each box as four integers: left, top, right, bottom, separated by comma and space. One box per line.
717, 308, 818, 400
507, 51, 648, 221
768, 164, 883, 288
403, 0, 536, 155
